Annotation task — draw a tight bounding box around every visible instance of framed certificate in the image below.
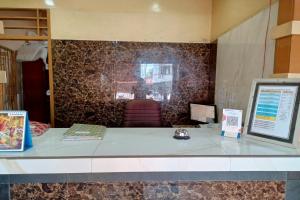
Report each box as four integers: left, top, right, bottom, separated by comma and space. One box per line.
244, 79, 300, 148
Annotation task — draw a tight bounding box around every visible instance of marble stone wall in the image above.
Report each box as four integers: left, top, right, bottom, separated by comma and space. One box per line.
52, 40, 216, 127
9, 181, 285, 200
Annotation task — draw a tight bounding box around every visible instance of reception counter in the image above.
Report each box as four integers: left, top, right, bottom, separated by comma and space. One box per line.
1, 128, 300, 199
1, 127, 300, 174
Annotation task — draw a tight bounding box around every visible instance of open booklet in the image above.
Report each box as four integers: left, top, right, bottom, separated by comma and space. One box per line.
63, 124, 106, 141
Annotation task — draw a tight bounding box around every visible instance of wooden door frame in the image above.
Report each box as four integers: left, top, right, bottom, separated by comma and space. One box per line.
46, 9, 55, 127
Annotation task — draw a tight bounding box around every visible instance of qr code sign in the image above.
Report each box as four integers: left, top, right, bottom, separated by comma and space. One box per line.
226, 116, 238, 127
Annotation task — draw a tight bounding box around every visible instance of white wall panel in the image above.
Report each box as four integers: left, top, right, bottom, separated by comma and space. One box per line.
215, 2, 278, 121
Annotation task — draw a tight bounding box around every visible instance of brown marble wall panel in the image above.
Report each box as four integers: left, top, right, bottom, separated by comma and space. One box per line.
11, 183, 67, 200
52, 40, 217, 127
10, 181, 285, 200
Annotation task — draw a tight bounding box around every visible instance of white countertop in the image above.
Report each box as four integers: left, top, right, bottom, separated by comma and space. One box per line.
1, 127, 300, 174
1, 127, 300, 157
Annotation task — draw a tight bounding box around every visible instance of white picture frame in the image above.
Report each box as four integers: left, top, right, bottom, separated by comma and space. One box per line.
221, 109, 243, 138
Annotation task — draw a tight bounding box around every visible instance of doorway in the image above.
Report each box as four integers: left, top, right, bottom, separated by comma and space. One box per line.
0, 8, 54, 126
22, 58, 50, 123
0, 41, 50, 124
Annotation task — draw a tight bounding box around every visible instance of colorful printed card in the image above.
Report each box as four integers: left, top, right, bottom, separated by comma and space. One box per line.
0, 111, 32, 151
221, 109, 243, 138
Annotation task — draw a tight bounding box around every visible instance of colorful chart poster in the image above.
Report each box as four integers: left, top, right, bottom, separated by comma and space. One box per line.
250, 85, 298, 139
221, 109, 243, 138
0, 111, 32, 151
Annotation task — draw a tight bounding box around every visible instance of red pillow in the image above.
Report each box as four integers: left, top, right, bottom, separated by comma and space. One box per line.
30, 121, 50, 136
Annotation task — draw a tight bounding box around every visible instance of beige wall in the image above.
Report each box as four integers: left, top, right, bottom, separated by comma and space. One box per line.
211, 0, 278, 40
0, 0, 212, 43
0, 0, 282, 42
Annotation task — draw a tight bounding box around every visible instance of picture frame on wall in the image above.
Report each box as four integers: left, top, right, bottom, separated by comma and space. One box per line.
244, 78, 300, 148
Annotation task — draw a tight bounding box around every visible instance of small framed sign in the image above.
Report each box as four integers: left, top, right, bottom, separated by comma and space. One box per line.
244, 79, 300, 148
221, 109, 243, 138
0, 111, 32, 151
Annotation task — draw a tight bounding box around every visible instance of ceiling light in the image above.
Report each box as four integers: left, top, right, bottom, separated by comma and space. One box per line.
151, 3, 161, 13
45, 0, 55, 7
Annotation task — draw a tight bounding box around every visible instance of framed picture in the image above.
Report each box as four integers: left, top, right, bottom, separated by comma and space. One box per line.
244, 79, 300, 148
0, 111, 30, 151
